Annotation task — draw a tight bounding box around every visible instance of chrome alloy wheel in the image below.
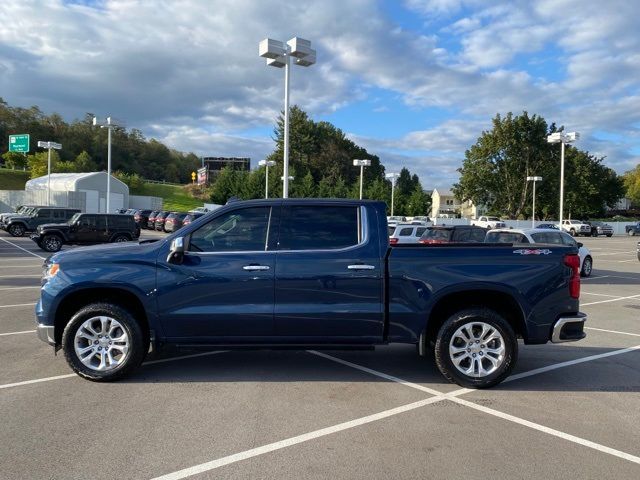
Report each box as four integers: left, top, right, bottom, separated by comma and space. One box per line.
44, 236, 62, 252
449, 322, 505, 377
74, 316, 130, 371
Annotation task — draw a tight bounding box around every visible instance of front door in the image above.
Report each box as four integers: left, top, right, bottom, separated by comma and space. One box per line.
156, 205, 278, 341
273, 204, 384, 343
75, 215, 100, 243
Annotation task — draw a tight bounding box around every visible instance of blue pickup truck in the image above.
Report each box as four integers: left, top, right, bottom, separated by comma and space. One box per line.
36, 199, 587, 388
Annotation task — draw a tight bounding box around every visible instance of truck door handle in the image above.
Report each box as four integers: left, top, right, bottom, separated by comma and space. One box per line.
347, 264, 375, 270
243, 265, 270, 271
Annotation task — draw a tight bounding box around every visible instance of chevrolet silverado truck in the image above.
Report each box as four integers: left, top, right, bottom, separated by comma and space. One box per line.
626, 222, 640, 236
471, 216, 506, 229
35, 199, 587, 389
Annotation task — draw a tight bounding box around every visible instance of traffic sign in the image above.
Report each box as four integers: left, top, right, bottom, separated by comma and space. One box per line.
9, 134, 30, 153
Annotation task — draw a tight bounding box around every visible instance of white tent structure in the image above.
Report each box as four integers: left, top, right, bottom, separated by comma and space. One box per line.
25, 172, 129, 213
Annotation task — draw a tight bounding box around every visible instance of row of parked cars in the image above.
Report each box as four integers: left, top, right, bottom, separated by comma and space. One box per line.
388, 223, 594, 277
117, 209, 206, 232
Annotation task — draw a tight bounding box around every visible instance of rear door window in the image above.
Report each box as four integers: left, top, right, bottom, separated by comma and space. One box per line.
399, 227, 413, 237
278, 206, 359, 251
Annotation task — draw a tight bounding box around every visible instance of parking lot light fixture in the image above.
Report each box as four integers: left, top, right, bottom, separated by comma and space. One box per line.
385, 172, 399, 216
526, 176, 543, 228
258, 160, 276, 198
93, 116, 122, 213
37, 141, 62, 206
259, 37, 316, 199
353, 159, 371, 199
547, 131, 580, 229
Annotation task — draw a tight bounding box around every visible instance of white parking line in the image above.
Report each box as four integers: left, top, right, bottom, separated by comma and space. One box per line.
151, 396, 448, 480
0, 330, 35, 337
0, 274, 41, 278
581, 294, 640, 306
580, 292, 622, 298
0, 237, 45, 260
0, 286, 40, 291
581, 275, 611, 280
0, 303, 37, 309
0, 265, 43, 268
586, 327, 640, 337
0, 350, 227, 390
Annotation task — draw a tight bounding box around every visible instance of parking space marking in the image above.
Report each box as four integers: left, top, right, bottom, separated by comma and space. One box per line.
504, 344, 640, 383
580, 292, 623, 298
0, 237, 45, 260
0, 302, 37, 309
0, 274, 41, 278
586, 327, 640, 338
0, 286, 40, 291
581, 275, 611, 280
0, 330, 36, 337
0, 350, 227, 390
581, 294, 640, 306
452, 396, 640, 466
151, 396, 448, 480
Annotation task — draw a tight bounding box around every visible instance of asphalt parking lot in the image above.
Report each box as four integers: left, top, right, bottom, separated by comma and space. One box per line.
0, 232, 639, 479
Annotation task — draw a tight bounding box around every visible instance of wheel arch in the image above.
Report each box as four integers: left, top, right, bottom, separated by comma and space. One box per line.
54, 287, 150, 346
424, 289, 527, 347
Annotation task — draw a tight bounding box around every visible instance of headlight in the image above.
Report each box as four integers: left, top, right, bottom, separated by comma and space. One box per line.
42, 262, 60, 282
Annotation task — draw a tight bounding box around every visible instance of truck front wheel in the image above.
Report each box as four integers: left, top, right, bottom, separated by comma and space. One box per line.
62, 303, 145, 381
8, 223, 25, 237
41, 234, 63, 252
434, 308, 517, 389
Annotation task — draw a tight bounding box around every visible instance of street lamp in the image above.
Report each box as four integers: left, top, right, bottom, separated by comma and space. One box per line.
259, 37, 316, 199
353, 159, 371, 199
385, 172, 399, 216
93, 116, 122, 212
547, 131, 579, 228
37, 141, 62, 206
258, 160, 276, 198
526, 176, 542, 228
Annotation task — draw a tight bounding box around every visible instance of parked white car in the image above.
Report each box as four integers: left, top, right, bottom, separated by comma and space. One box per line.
561, 219, 591, 237
485, 228, 593, 277
472, 216, 507, 229
389, 224, 429, 245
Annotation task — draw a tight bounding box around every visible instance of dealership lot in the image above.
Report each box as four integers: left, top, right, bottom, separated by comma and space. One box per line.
0, 233, 639, 479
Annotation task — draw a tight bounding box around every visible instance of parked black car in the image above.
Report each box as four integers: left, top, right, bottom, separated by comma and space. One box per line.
182, 212, 205, 227
626, 222, 640, 236
133, 209, 153, 228
1, 207, 80, 237
163, 212, 189, 233
536, 223, 559, 230
30, 213, 141, 252
418, 225, 487, 244
146, 210, 161, 229
154, 211, 171, 231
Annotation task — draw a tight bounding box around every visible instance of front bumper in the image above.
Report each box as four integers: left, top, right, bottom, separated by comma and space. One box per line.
36, 324, 56, 346
551, 313, 587, 343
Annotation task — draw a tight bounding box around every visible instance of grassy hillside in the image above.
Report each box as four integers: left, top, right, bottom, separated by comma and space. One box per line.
0, 169, 29, 190
130, 182, 202, 211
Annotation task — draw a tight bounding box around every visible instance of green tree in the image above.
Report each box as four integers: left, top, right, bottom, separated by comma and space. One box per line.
28, 150, 60, 178
73, 150, 97, 172
1, 151, 28, 170
623, 164, 640, 206
406, 184, 431, 216
296, 171, 316, 197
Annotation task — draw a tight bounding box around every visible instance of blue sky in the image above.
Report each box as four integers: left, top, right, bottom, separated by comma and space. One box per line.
1, 0, 638, 189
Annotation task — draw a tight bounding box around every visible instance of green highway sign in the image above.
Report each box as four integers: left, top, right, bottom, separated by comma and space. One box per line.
9, 134, 30, 153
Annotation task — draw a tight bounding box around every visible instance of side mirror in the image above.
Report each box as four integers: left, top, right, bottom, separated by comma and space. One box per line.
577, 242, 583, 248
167, 237, 185, 264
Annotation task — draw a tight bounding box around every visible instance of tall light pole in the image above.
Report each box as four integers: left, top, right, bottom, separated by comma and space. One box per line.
526, 176, 542, 228
353, 159, 371, 199
259, 37, 316, 199
386, 172, 399, 216
93, 116, 121, 212
258, 160, 276, 198
37, 141, 62, 206
547, 131, 579, 228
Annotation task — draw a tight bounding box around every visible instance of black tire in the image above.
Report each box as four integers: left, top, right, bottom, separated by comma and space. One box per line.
606, 234, 612, 237
629, 230, 636, 236
581, 256, 593, 277
434, 308, 518, 389
112, 234, 130, 243
41, 234, 63, 252
8, 223, 25, 237
569, 228, 576, 236
62, 302, 145, 381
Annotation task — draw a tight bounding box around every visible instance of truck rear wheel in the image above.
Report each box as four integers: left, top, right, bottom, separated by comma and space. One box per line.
62, 303, 145, 381
8, 223, 25, 237
434, 308, 517, 389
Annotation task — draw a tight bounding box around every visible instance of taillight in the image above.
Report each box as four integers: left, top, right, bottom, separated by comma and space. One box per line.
389, 238, 398, 245
564, 254, 580, 299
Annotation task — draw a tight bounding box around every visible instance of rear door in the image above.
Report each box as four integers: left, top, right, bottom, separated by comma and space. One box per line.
273, 204, 384, 343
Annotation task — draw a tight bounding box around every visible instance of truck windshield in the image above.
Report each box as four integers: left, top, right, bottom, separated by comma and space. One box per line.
69, 213, 82, 224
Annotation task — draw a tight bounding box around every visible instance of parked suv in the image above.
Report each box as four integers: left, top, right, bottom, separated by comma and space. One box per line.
154, 211, 171, 231
626, 222, 640, 236
164, 212, 189, 233
30, 213, 140, 252
418, 225, 487, 244
389, 224, 428, 244
146, 211, 160, 229
1, 207, 80, 237
132, 209, 152, 228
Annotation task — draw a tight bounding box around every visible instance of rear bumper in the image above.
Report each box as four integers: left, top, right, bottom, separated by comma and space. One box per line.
551, 313, 587, 343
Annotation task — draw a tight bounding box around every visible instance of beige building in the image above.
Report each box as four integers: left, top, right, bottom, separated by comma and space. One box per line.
431, 188, 486, 219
